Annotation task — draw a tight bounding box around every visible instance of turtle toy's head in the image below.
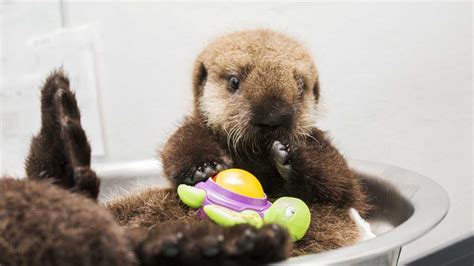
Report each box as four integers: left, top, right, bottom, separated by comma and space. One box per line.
264, 197, 311, 241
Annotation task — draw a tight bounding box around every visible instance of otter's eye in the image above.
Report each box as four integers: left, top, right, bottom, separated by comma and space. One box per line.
285, 207, 296, 218
228, 76, 240, 91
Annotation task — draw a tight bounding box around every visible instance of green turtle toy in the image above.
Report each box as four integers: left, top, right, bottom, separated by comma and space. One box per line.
177, 168, 311, 241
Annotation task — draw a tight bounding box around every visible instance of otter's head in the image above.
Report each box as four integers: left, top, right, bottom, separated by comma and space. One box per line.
193, 30, 320, 153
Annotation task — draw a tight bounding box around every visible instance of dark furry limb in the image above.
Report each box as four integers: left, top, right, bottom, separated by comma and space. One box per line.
160, 117, 233, 185
128, 222, 289, 266
25, 70, 99, 199
0, 178, 136, 266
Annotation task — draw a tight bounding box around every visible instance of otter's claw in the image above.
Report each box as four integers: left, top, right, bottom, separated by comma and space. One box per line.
182, 162, 228, 185
271, 140, 292, 180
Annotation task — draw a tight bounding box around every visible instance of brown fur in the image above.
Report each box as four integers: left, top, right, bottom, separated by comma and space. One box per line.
158, 29, 369, 255
106, 188, 199, 227
25, 70, 100, 199
0, 178, 136, 266
293, 204, 360, 256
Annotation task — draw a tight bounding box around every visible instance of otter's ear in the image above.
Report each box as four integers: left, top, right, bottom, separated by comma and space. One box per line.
313, 78, 320, 103
192, 61, 208, 93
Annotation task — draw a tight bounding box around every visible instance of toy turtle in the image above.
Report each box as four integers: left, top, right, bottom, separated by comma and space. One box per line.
177, 168, 311, 241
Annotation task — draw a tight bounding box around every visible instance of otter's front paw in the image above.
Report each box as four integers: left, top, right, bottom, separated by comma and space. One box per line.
182, 162, 229, 185
271, 140, 292, 180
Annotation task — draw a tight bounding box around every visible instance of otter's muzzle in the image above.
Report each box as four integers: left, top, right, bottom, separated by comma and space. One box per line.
251, 100, 294, 129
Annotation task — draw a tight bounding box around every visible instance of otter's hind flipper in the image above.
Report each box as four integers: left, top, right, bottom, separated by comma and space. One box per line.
132, 221, 290, 265
25, 69, 99, 199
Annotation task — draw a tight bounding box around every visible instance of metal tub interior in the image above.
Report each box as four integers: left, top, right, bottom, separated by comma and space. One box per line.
96, 160, 449, 266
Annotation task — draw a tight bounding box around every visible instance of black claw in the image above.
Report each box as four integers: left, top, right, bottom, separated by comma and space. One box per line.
203, 244, 221, 257
181, 161, 229, 185
237, 228, 257, 253
161, 242, 180, 257
183, 177, 192, 185
271, 140, 293, 180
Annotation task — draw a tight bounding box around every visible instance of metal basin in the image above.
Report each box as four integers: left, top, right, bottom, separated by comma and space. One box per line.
95, 159, 449, 266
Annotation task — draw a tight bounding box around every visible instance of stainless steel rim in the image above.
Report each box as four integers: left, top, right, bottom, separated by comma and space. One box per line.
281, 160, 450, 264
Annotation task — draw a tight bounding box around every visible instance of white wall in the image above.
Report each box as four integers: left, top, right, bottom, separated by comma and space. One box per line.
1, 1, 472, 262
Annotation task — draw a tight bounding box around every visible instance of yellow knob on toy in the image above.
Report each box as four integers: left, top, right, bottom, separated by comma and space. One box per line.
213, 169, 265, 198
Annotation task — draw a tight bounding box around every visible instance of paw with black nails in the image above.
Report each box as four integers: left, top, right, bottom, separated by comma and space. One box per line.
270, 140, 292, 180
181, 161, 229, 185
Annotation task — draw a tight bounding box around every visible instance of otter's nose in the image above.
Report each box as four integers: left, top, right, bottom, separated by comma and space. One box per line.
252, 101, 294, 128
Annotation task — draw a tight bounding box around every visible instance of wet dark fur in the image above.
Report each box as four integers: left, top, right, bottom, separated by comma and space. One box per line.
0, 70, 290, 265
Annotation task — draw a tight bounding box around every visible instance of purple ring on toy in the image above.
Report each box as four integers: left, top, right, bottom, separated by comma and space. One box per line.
195, 178, 272, 219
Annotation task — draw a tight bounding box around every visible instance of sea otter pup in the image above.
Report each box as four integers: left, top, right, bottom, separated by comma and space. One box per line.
160, 29, 369, 254
1, 29, 369, 265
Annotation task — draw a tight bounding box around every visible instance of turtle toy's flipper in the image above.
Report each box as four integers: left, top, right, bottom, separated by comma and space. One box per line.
264, 197, 311, 241
204, 205, 264, 228
177, 184, 206, 208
